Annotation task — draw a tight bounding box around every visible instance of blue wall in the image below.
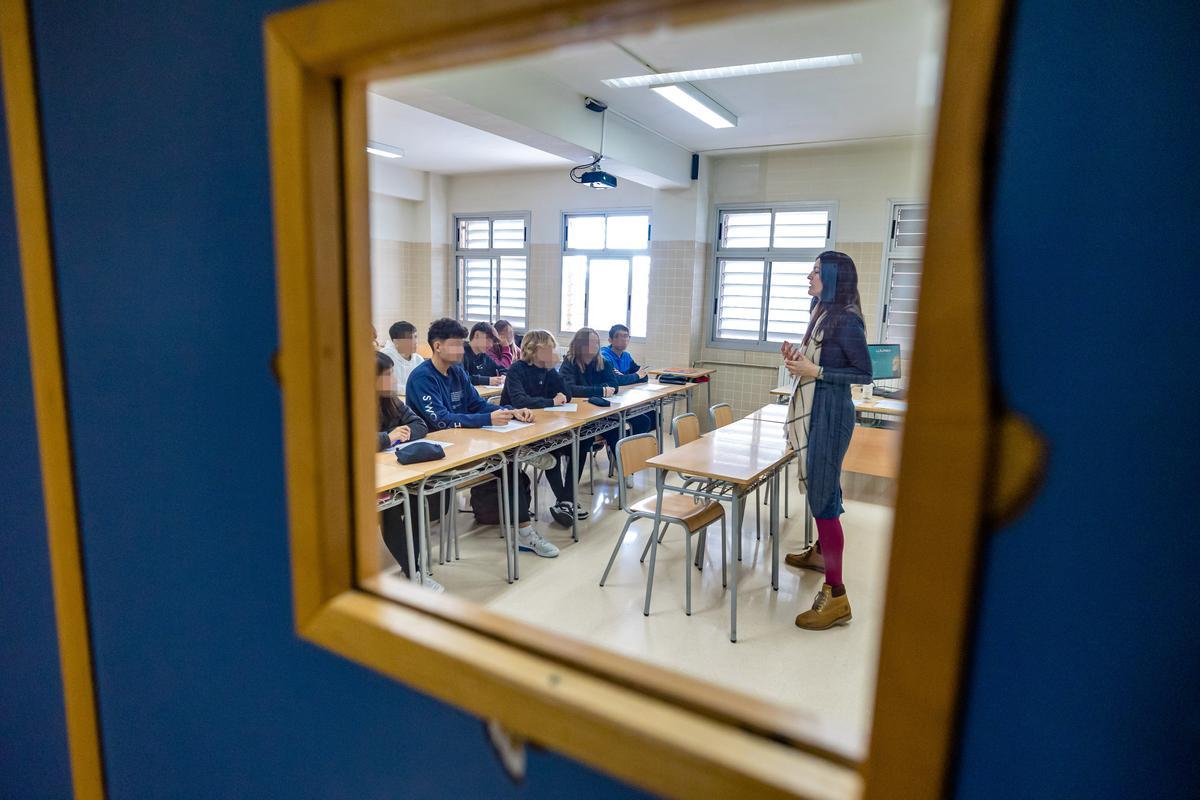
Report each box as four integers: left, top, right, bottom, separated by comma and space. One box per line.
956, 1, 1200, 797
21, 0, 642, 796
0, 79, 74, 800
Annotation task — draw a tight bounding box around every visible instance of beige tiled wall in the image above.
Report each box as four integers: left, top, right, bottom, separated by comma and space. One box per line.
372, 239, 440, 339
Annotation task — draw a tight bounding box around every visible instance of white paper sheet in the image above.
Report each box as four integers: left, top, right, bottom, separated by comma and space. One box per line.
482, 420, 534, 433
543, 403, 578, 412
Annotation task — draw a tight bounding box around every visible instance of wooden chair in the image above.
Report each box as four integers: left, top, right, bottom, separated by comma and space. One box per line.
599, 433, 727, 616
416, 342, 433, 359
708, 402, 733, 430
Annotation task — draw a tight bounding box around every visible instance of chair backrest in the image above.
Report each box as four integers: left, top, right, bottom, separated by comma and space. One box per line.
671, 413, 700, 447
709, 403, 734, 429
416, 342, 433, 359
614, 432, 659, 507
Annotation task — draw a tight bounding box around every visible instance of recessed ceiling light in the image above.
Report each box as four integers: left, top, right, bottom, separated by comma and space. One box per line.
603, 53, 862, 89
651, 84, 737, 129
366, 140, 405, 158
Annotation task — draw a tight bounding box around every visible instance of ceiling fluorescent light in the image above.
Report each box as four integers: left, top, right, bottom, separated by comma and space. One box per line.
603, 53, 862, 89
651, 84, 736, 129
366, 140, 405, 159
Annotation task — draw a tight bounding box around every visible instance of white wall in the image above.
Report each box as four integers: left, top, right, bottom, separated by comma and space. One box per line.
709, 137, 932, 240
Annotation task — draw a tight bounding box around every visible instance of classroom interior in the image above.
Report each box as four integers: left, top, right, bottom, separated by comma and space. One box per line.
365, 0, 942, 758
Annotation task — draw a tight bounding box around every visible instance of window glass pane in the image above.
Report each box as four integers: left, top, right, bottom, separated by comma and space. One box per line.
561, 255, 587, 332
772, 210, 829, 249
458, 218, 490, 249
565, 215, 605, 250
721, 211, 771, 249
462, 257, 494, 322
586, 258, 630, 333
765, 260, 813, 342
716, 259, 765, 340
492, 217, 526, 249
630, 255, 650, 338
497, 256, 527, 328
606, 214, 650, 250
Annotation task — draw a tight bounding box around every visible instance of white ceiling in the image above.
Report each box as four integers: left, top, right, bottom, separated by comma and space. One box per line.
368, 0, 945, 174
367, 94, 572, 174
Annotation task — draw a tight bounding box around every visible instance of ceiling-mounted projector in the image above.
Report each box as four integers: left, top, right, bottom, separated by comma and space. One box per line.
579, 169, 617, 190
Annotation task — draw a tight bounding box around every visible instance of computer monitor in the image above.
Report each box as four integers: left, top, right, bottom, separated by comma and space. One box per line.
868, 344, 902, 381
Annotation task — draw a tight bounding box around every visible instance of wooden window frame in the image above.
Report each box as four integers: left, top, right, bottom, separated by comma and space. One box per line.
261, 0, 1025, 797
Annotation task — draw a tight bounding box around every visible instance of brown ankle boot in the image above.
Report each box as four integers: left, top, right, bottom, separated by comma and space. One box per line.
794, 584, 852, 630
784, 544, 825, 572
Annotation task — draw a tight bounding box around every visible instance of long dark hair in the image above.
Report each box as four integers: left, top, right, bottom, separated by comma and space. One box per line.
375, 350, 401, 423
802, 250, 863, 345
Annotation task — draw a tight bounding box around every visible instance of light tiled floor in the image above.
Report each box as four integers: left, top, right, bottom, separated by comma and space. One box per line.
371, 452, 894, 758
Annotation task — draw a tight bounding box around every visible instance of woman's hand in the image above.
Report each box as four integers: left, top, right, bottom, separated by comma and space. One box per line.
512, 408, 535, 423
552, 393, 567, 406
489, 376, 504, 386
389, 426, 411, 444
603, 386, 616, 397
785, 353, 820, 379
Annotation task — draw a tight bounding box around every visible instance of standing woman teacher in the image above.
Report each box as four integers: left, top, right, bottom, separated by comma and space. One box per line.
782, 250, 873, 630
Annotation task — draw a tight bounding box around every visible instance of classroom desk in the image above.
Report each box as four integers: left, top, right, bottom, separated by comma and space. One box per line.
769, 384, 907, 419
648, 367, 716, 413
645, 412, 791, 642
374, 380, 696, 582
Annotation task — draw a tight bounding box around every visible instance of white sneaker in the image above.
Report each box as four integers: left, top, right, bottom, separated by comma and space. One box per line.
517, 527, 560, 558
569, 501, 590, 520
530, 453, 557, 472
420, 575, 446, 594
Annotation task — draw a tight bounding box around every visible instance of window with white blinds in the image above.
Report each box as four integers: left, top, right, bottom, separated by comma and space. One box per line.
879, 202, 927, 352
560, 211, 651, 337
454, 214, 529, 329
711, 203, 836, 348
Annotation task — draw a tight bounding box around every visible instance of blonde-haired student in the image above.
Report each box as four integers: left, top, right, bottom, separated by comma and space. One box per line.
501, 329, 589, 527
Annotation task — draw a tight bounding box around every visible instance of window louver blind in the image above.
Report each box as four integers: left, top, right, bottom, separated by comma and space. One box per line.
881, 203, 927, 352
455, 215, 528, 328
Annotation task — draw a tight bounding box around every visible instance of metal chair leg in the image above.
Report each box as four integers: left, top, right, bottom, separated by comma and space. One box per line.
599, 515, 636, 586
720, 514, 727, 588
755, 487, 761, 541
694, 527, 707, 571
684, 525, 693, 616
642, 472, 667, 616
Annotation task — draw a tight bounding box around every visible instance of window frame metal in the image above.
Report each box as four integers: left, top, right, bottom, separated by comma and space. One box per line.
559, 208, 651, 339
453, 210, 531, 329
706, 201, 839, 352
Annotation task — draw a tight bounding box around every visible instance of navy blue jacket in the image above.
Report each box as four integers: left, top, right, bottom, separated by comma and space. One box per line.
406, 360, 508, 429
463, 346, 504, 386
815, 310, 872, 384
559, 357, 620, 399
501, 360, 569, 409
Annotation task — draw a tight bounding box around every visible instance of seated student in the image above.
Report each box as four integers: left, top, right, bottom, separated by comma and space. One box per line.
463, 321, 506, 387
375, 351, 443, 593
488, 319, 522, 370
559, 327, 655, 455
379, 320, 425, 395
502, 330, 589, 527
600, 324, 650, 383
408, 318, 558, 558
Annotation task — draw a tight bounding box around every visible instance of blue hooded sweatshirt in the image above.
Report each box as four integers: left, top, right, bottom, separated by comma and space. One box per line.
406, 359, 508, 430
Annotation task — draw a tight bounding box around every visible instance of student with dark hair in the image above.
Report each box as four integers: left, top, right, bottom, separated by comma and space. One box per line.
781, 251, 872, 631
375, 351, 443, 592
463, 321, 505, 386
559, 327, 655, 463
502, 330, 589, 527
488, 319, 522, 370
407, 318, 558, 558
600, 323, 649, 383
380, 320, 424, 394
